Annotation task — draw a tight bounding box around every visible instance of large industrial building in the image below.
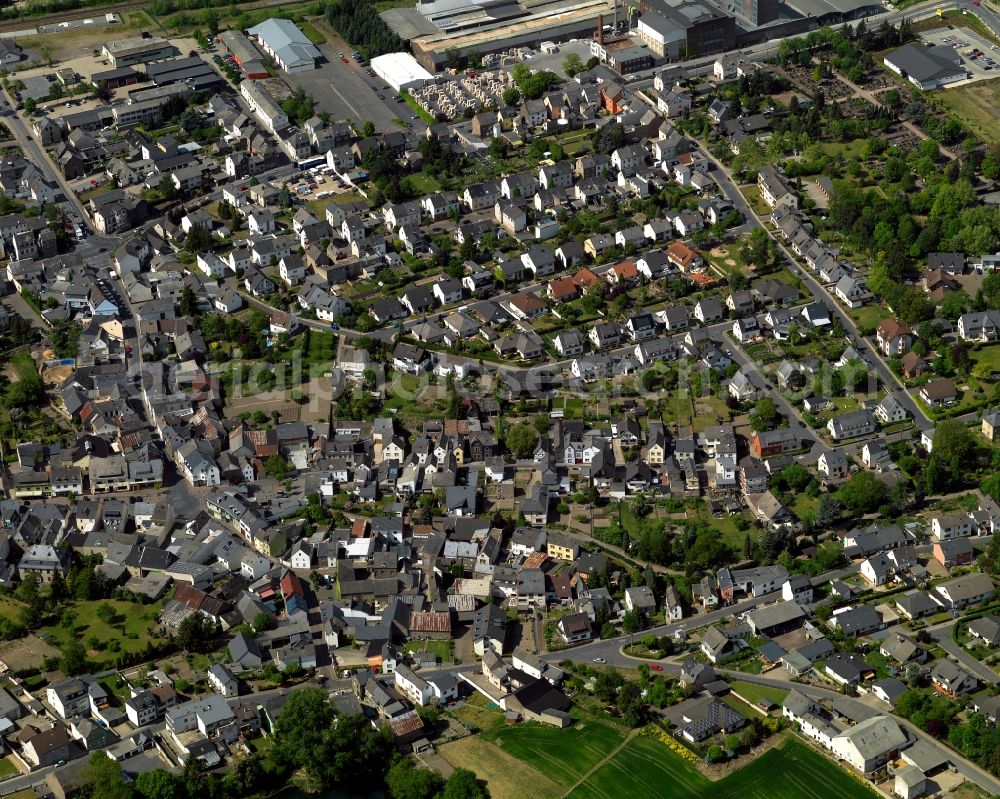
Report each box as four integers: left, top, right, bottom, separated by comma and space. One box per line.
145, 55, 224, 93
383, 0, 882, 72
384, 0, 619, 72
247, 19, 320, 73
636, 0, 735, 59
371, 52, 434, 92
102, 36, 177, 68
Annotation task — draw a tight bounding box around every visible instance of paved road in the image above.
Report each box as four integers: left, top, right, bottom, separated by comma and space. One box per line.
0, 88, 89, 224
696, 148, 934, 430
926, 615, 1000, 685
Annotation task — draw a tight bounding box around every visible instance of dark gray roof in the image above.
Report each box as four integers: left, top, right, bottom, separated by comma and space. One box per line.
886, 44, 965, 85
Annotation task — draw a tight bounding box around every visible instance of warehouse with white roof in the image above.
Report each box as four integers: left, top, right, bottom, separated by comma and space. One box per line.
371, 52, 434, 93
248, 18, 320, 73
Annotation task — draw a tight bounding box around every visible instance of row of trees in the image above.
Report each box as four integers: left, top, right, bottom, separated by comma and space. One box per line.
324, 0, 404, 58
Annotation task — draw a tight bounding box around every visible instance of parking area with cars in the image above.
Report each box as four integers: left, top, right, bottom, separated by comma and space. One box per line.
285, 35, 422, 132
922, 25, 1000, 80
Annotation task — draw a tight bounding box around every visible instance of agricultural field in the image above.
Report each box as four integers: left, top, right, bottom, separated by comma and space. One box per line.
479, 718, 627, 787
438, 735, 564, 799
444, 708, 874, 799
566, 736, 877, 799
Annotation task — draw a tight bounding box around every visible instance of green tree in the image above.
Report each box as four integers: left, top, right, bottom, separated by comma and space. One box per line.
184, 224, 213, 253
268, 688, 393, 790
81, 752, 132, 799
748, 397, 779, 431
838, 471, 887, 515
501, 87, 520, 107
136, 770, 184, 799
60, 639, 88, 675
622, 608, 642, 634
442, 767, 490, 799
932, 419, 975, 466
178, 108, 201, 133
264, 455, 293, 478
253, 611, 272, 632
386, 759, 445, 799
505, 423, 538, 459
179, 285, 199, 319
562, 52, 583, 76
177, 612, 215, 653
96, 602, 117, 625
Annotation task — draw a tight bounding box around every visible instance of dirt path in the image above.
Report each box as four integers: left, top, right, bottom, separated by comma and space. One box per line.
559, 728, 640, 798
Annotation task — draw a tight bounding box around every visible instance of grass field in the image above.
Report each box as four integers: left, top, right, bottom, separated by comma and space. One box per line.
729, 680, 789, 706
971, 345, 1000, 376
849, 305, 890, 332
821, 139, 866, 159
0, 757, 18, 778
407, 172, 441, 195
39, 599, 164, 668
439, 735, 564, 799
934, 77, 1000, 145
0, 597, 26, 624
566, 736, 877, 799
480, 719, 627, 788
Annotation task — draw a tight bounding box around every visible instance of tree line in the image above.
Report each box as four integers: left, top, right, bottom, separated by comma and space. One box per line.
323, 0, 404, 58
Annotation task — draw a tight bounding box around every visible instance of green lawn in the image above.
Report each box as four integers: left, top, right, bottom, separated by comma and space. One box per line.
687, 505, 748, 551
971, 345, 1000, 377
303, 330, 337, 363
481, 719, 626, 788
9, 350, 37, 382
741, 186, 772, 217
403, 639, 453, 662
0, 758, 18, 778
791, 492, 821, 522
820, 139, 866, 159
0, 596, 26, 624
850, 305, 890, 332
39, 599, 165, 668
407, 172, 441, 195
399, 91, 435, 125
567, 736, 877, 799
729, 680, 789, 707
297, 19, 326, 44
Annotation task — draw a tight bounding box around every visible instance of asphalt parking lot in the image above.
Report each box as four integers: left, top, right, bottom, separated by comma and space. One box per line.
509, 39, 593, 79
286, 46, 416, 133
921, 25, 1000, 81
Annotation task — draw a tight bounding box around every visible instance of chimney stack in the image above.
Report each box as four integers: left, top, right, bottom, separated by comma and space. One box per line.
598, 13, 604, 43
